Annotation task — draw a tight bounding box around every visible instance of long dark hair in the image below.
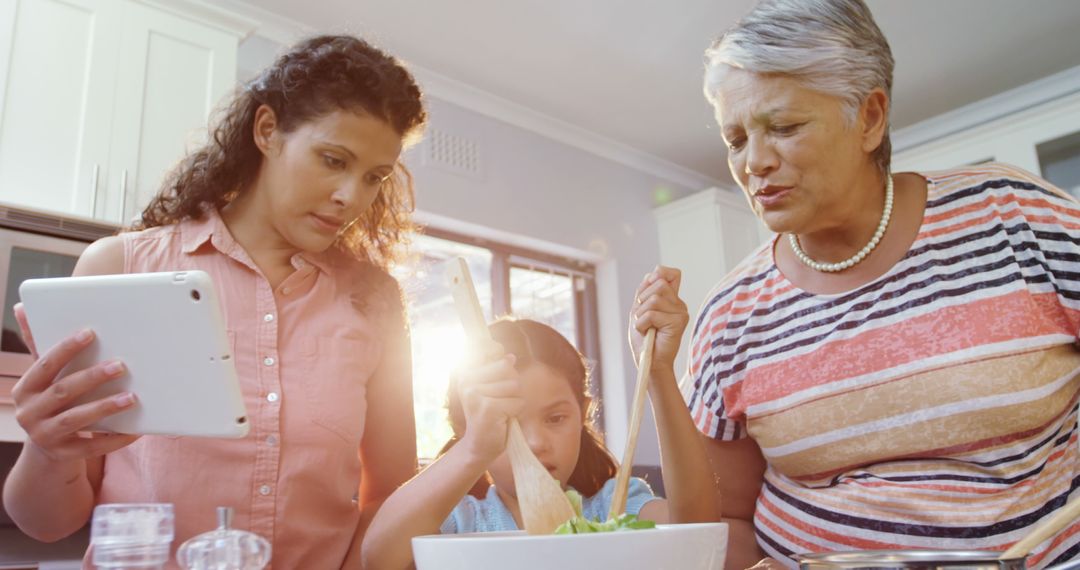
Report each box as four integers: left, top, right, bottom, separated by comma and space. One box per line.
440, 319, 617, 498
135, 34, 427, 271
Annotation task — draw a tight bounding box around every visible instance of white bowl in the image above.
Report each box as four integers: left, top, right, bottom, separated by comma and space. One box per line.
412, 522, 728, 570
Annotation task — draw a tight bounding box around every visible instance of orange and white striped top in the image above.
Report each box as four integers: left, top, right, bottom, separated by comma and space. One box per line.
688, 164, 1080, 567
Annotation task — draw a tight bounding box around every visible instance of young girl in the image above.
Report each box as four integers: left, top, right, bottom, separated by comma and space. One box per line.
362, 267, 719, 569
3, 35, 426, 568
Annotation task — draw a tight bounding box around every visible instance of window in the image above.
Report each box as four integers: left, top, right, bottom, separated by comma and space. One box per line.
393, 227, 601, 459
510, 266, 576, 343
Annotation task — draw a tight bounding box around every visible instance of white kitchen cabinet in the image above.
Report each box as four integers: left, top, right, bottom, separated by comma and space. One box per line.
0, 0, 120, 219
892, 75, 1080, 199
0, 0, 247, 224
1038, 131, 1080, 198
654, 187, 773, 388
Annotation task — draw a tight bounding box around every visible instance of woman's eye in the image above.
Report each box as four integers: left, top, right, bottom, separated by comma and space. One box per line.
773, 123, 801, 135
547, 414, 567, 425
726, 138, 746, 152
364, 173, 387, 187
322, 154, 346, 170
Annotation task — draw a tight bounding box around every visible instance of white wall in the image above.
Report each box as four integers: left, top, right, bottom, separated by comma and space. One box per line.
237, 37, 698, 466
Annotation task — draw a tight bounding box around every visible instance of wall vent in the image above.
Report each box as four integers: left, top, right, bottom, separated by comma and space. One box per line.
423, 128, 483, 179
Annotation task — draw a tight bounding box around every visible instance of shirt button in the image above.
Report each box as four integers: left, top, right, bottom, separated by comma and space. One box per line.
267, 392, 279, 403
259, 485, 272, 496
263, 313, 274, 322
263, 356, 275, 366
266, 435, 278, 446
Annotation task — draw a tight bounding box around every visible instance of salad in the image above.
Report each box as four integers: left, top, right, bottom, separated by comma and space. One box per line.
553, 490, 656, 534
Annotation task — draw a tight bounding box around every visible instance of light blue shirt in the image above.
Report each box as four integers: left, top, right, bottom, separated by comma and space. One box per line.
440, 476, 657, 534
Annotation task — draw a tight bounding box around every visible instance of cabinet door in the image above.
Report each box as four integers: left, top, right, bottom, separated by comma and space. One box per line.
104, 0, 238, 224
0, 0, 120, 217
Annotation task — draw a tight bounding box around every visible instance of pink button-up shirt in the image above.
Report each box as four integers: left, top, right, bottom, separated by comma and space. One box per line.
92, 210, 395, 568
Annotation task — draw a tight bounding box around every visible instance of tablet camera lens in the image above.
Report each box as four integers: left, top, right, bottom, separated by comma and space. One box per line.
191, 289, 201, 302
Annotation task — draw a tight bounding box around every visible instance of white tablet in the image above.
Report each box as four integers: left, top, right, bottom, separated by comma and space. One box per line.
19, 270, 250, 438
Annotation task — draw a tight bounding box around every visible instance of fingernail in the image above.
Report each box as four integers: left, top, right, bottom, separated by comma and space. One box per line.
103, 360, 124, 376
114, 393, 135, 407
77, 329, 94, 343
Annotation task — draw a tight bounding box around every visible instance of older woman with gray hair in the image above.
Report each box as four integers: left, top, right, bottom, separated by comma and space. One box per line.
682, 0, 1080, 568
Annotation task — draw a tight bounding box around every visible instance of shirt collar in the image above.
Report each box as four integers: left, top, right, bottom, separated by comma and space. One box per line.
179, 209, 219, 254
179, 208, 338, 275
294, 247, 336, 275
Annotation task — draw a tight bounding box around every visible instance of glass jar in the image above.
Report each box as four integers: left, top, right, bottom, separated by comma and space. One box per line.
90, 503, 174, 570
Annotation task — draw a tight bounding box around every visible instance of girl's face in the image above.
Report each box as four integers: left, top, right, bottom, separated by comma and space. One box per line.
488, 363, 584, 497
255, 107, 403, 253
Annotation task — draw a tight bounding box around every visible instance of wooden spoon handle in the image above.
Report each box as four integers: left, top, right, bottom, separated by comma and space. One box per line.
1001, 493, 1080, 559
608, 328, 657, 520
446, 258, 494, 343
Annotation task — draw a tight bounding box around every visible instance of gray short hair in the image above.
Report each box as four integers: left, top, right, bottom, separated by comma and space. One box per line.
704, 0, 895, 173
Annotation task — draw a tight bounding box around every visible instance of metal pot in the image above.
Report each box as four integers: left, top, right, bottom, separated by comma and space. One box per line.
798, 550, 1080, 570
797, 495, 1080, 570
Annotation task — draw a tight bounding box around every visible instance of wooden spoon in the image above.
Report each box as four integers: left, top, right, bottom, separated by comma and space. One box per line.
607, 327, 656, 520
1000, 493, 1080, 559
446, 257, 576, 535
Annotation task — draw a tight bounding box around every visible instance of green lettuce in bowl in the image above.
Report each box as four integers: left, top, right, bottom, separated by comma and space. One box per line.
553, 490, 656, 534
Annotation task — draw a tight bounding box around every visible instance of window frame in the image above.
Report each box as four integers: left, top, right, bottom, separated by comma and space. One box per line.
417, 224, 605, 432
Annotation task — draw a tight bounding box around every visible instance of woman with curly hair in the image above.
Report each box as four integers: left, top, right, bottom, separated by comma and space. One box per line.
3, 34, 427, 567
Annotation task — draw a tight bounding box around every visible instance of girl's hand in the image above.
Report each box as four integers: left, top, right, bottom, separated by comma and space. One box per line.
453, 339, 524, 464
10, 303, 139, 463
629, 266, 689, 373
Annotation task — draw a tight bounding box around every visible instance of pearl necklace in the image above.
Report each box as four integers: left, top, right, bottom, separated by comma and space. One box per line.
788, 174, 894, 273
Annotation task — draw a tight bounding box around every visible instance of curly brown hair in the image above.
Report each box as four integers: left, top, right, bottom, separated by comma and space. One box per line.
136, 34, 427, 270
440, 319, 617, 498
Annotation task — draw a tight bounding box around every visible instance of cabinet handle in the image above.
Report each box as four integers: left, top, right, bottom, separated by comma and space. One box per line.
90, 164, 100, 216
118, 169, 128, 223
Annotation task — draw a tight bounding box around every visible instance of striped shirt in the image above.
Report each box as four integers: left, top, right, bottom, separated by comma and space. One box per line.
688, 164, 1080, 567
